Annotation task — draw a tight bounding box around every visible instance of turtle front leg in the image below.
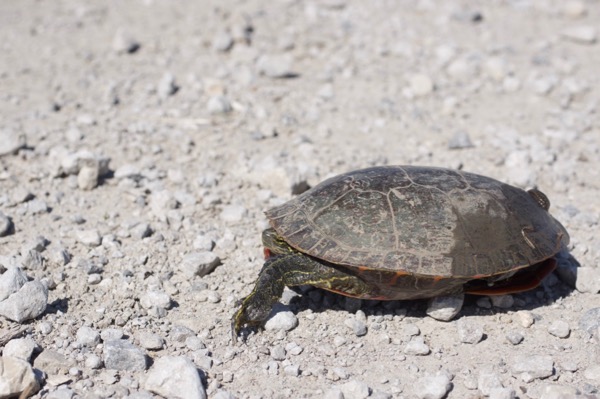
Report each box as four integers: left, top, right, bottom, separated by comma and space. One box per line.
233, 253, 372, 336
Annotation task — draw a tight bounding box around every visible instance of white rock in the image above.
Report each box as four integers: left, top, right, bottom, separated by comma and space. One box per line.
426, 294, 464, 321
265, 305, 298, 331
457, 319, 484, 344
220, 205, 247, 223
338, 379, 371, 399
179, 252, 221, 278
3, 337, 37, 361
0, 129, 26, 157
547, 320, 570, 338
139, 290, 172, 310
409, 74, 434, 96
256, 54, 296, 78
404, 337, 430, 355
0, 280, 48, 322
414, 373, 452, 399
517, 310, 535, 328
575, 267, 600, 293
144, 356, 207, 399
0, 356, 40, 398
511, 354, 554, 382
478, 369, 503, 396
103, 340, 148, 371
207, 96, 233, 114
561, 26, 597, 44
0, 267, 28, 301
76, 230, 102, 247
78, 165, 99, 190
76, 326, 101, 347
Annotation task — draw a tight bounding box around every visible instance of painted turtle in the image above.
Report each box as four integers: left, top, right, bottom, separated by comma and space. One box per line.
233, 166, 569, 334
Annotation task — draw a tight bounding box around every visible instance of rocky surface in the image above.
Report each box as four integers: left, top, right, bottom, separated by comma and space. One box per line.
0, 0, 599, 398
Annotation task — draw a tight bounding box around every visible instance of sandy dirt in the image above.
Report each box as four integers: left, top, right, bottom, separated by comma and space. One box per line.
1, 1, 599, 398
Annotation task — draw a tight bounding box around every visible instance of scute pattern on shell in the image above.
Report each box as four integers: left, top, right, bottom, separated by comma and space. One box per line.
266, 166, 569, 278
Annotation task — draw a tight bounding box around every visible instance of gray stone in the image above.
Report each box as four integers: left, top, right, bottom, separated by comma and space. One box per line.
103, 340, 148, 371
78, 164, 99, 190
33, 350, 73, 374
256, 54, 296, 78
0, 356, 40, 398
0, 129, 26, 156
100, 328, 124, 341
426, 294, 464, 321
3, 337, 37, 361
490, 295, 514, 309
404, 337, 430, 355
76, 326, 101, 347
180, 252, 221, 278
139, 290, 172, 311
561, 26, 597, 44
284, 364, 300, 377
137, 332, 165, 350
339, 379, 371, 399
505, 331, 524, 345
579, 308, 600, 334
478, 369, 503, 396
157, 72, 178, 98
448, 131, 474, 149
457, 319, 484, 344
539, 383, 580, 399
0, 212, 13, 237
85, 354, 103, 369
207, 96, 233, 114
144, 356, 206, 399
0, 280, 48, 322
575, 267, 600, 293
0, 267, 28, 301
344, 318, 367, 337
489, 387, 515, 399
547, 320, 570, 338
26, 199, 49, 215
270, 345, 286, 361
212, 30, 234, 52
264, 305, 298, 332
46, 387, 75, 399
511, 354, 554, 382
414, 373, 452, 399
76, 229, 102, 247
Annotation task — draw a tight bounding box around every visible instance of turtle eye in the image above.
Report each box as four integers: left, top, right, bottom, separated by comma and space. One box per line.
527, 189, 550, 211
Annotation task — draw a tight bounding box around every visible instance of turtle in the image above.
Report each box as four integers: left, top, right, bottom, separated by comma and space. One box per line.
233, 165, 569, 335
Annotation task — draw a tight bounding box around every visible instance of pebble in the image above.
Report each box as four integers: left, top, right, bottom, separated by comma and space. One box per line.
426, 294, 464, 321
270, 345, 286, 361
478, 369, 503, 396
0, 212, 13, 236
220, 205, 247, 223
76, 230, 102, 247
139, 290, 172, 311
85, 354, 103, 369
212, 30, 234, 52
27, 199, 49, 215
264, 305, 298, 332
0, 267, 28, 301
539, 384, 580, 399
144, 356, 207, 399
456, 319, 484, 344
324, 388, 344, 399
547, 320, 570, 338
517, 310, 535, 328
76, 326, 101, 347
505, 331, 524, 345
0, 129, 26, 156
490, 295, 514, 309
575, 267, 600, 293
561, 26, 597, 44
101, 328, 124, 341
284, 364, 300, 377
579, 308, 600, 334
103, 340, 148, 371
448, 131, 474, 149
489, 387, 515, 399
404, 337, 430, 355
0, 356, 39, 398
112, 30, 140, 54
157, 72, 178, 98
3, 337, 37, 361
78, 164, 99, 190
179, 252, 221, 278
256, 54, 296, 78
338, 379, 371, 399
583, 364, 600, 381
409, 74, 434, 97
511, 354, 554, 382
344, 317, 368, 337
0, 280, 48, 322
33, 350, 73, 374
414, 373, 452, 399
207, 96, 233, 114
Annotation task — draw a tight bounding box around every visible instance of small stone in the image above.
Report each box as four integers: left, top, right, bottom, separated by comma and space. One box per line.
448, 131, 474, 149
517, 310, 535, 328
344, 318, 368, 337
220, 205, 247, 223
0, 267, 28, 301
264, 305, 298, 332
404, 337, 430, 355
490, 295, 514, 309
112, 30, 140, 53
426, 294, 464, 321
561, 26, 597, 44
144, 356, 206, 399
100, 328, 124, 341
27, 199, 49, 215
207, 96, 232, 114
157, 72, 178, 98
3, 337, 37, 361
575, 267, 600, 293
78, 165, 99, 190
256, 54, 296, 78
0, 356, 40, 398
76, 230, 102, 247
414, 373, 452, 399
185, 336, 205, 351
76, 326, 101, 347
511, 354, 554, 382
0, 129, 26, 157
324, 388, 344, 399
563, 1, 587, 18
103, 340, 148, 371
33, 350, 73, 375
580, 308, 600, 334
284, 364, 300, 377
0, 212, 13, 237
505, 331, 524, 345
139, 290, 172, 311
548, 320, 570, 338
339, 379, 371, 399
456, 319, 484, 344
130, 223, 153, 240
489, 387, 515, 399
212, 30, 234, 52
409, 74, 434, 96
540, 384, 580, 399
85, 354, 103, 369
179, 252, 221, 278
0, 280, 48, 322
484, 57, 508, 81
270, 345, 286, 361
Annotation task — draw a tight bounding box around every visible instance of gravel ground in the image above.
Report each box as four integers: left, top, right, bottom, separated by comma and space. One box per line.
1, 1, 599, 398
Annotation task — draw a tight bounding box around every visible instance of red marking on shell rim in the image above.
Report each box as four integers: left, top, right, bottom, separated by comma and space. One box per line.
264, 248, 272, 260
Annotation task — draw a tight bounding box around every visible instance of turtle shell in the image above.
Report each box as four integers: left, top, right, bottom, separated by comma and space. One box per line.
265, 166, 569, 279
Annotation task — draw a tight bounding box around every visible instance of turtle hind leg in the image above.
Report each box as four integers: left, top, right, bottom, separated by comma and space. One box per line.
233, 254, 372, 336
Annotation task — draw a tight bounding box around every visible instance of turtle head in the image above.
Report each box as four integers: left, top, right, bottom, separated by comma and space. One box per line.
262, 228, 296, 258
